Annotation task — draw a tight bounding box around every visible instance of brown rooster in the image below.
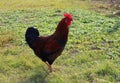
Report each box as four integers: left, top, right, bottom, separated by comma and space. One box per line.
25, 13, 73, 72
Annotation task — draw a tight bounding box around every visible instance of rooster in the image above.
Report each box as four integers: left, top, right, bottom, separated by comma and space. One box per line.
25, 13, 73, 72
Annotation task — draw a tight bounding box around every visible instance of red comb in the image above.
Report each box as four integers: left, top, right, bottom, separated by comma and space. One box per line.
64, 13, 72, 19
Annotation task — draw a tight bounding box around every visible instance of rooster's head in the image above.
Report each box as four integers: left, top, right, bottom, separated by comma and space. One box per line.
63, 13, 73, 26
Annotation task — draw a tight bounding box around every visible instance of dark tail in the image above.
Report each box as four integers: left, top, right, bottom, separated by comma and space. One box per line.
25, 27, 39, 48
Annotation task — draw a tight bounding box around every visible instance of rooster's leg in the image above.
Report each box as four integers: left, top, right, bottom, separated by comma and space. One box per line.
49, 65, 52, 72
45, 61, 52, 72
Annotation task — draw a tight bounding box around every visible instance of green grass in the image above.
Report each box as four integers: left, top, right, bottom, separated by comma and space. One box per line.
0, 0, 120, 83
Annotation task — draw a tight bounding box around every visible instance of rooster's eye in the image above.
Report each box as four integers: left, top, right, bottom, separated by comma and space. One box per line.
65, 20, 68, 23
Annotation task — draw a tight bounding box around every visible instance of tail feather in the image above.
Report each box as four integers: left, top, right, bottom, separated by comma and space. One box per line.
25, 27, 39, 47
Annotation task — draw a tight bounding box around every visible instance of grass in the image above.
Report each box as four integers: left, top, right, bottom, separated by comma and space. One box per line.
0, 0, 120, 83
0, 0, 94, 11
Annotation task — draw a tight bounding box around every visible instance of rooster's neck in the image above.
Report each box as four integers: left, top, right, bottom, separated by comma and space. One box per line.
54, 20, 69, 45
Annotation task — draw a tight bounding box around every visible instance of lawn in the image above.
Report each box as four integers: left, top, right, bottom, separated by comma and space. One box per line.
0, 0, 120, 83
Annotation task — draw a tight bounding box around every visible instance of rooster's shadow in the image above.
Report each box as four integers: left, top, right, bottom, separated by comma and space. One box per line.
20, 66, 50, 83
